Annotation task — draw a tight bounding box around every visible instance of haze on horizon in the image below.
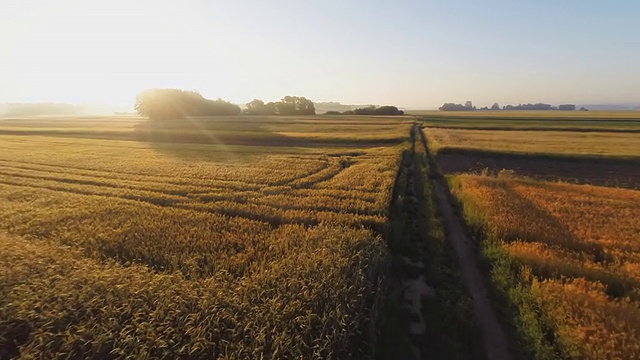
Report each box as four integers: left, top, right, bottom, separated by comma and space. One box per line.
1, 0, 639, 109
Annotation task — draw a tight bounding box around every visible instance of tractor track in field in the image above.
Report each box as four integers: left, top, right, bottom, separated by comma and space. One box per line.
417, 127, 513, 360
401, 125, 430, 359
0, 173, 381, 217
385, 124, 511, 359
287, 160, 349, 188
0, 179, 385, 231
382, 123, 444, 359
0, 159, 266, 190
0, 160, 382, 204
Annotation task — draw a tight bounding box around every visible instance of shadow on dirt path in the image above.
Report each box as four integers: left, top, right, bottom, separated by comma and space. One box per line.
430, 180, 513, 360
418, 129, 514, 360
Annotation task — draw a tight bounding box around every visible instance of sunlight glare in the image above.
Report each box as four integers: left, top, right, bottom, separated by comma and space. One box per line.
2, 0, 213, 105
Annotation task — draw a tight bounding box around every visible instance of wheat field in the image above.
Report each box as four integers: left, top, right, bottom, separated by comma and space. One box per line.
424, 127, 640, 158
449, 174, 640, 359
0, 116, 412, 358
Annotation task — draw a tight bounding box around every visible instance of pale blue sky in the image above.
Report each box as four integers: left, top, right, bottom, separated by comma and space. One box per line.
1, 0, 639, 108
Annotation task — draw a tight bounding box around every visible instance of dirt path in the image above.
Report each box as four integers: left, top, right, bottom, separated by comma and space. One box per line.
378, 124, 437, 359
403, 125, 435, 359
431, 181, 512, 360
419, 128, 513, 360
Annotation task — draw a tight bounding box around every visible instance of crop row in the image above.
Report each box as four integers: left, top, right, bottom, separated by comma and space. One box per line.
449, 174, 640, 359
0, 119, 412, 359
0, 226, 386, 358
0, 143, 332, 185
0, 181, 388, 263
0, 141, 401, 279
0, 162, 389, 217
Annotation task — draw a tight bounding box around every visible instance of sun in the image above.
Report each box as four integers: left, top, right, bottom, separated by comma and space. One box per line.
1, 0, 210, 105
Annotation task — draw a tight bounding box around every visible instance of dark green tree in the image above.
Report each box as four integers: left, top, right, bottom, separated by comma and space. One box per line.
342, 105, 404, 115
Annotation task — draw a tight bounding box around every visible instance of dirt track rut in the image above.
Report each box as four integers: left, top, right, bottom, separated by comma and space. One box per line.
419, 128, 513, 360
431, 180, 512, 360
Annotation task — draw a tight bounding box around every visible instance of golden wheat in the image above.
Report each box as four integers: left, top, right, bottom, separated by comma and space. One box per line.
449, 174, 640, 358
0, 116, 412, 358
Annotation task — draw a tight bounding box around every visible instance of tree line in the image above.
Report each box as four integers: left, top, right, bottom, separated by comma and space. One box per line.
439, 101, 578, 111
135, 89, 317, 120
324, 105, 404, 116
244, 96, 315, 115
135, 89, 406, 120
135, 89, 241, 120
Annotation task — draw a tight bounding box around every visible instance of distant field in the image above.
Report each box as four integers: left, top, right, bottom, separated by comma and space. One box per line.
0, 115, 412, 146
412, 109, 640, 119
421, 118, 640, 132
423, 121, 640, 188
424, 127, 640, 158
0, 115, 411, 358
449, 175, 640, 359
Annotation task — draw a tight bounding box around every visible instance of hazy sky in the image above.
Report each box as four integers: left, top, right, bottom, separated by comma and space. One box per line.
1, 0, 639, 108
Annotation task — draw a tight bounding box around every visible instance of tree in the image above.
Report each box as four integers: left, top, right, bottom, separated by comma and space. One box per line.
296, 97, 316, 115
374, 106, 404, 115
342, 105, 404, 115
244, 99, 276, 115
245, 99, 265, 114
274, 96, 316, 115
136, 89, 185, 120
135, 89, 240, 120
464, 101, 473, 110
207, 98, 243, 116
558, 104, 576, 111
491, 103, 500, 110
501, 103, 554, 111
439, 103, 468, 111
242, 96, 316, 116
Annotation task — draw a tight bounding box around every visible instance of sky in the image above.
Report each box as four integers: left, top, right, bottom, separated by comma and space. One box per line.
1, 0, 639, 109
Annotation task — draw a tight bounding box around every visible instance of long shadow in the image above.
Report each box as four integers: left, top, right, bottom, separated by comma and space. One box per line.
0, 117, 402, 162
489, 180, 634, 298
498, 182, 603, 254
437, 148, 640, 189
130, 117, 405, 161
424, 125, 640, 133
